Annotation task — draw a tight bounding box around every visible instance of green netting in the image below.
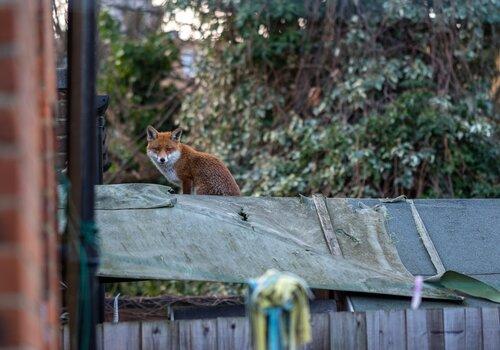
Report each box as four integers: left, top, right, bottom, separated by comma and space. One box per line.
92, 184, 460, 300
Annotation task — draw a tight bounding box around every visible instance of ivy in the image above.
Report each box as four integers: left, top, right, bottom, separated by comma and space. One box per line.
169, 0, 499, 198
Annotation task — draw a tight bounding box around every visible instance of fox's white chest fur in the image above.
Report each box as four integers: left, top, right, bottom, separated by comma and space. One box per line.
148, 150, 181, 185
156, 163, 180, 184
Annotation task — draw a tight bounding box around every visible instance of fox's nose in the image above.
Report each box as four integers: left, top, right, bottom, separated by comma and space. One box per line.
159, 158, 165, 163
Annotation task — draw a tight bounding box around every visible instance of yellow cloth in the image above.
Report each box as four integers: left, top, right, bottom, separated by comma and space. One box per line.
248, 269, 312, 350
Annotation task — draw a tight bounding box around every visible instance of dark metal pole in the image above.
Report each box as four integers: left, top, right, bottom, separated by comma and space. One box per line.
67, 0, 98, 349
96, 95, 110, 324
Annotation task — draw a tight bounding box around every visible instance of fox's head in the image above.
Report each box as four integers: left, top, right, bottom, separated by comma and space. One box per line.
146, 126, 182, 166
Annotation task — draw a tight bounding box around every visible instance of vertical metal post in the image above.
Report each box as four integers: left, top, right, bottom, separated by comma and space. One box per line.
96, 115, 104, 184
96, 112, 104, 325
67, 0, 98, 349
96, 95, 110, 324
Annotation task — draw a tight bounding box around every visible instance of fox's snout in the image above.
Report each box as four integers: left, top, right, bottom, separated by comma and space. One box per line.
155, 150, 168, 163
148, 148, 179, 165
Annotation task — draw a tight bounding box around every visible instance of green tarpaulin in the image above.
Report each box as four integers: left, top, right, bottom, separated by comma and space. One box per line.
91, 184, 461, 300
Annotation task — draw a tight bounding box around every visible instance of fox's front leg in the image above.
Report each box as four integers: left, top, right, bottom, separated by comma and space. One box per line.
182, 179, 193, 194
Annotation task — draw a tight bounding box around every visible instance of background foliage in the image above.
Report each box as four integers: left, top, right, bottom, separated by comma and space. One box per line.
101, 0, 499, 198
98, 7, 185, 183
164, 0, 499, 198
64, 0, 499, 296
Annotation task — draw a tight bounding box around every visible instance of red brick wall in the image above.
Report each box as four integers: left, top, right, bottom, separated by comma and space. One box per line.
0, 0, 59, 349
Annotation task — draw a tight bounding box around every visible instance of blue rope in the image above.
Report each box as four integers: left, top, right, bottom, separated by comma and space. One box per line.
266, 308, 282, 350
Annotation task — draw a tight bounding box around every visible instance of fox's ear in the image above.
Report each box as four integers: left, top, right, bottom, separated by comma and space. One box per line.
146, 125, 158, 141
171, 128, 182, 142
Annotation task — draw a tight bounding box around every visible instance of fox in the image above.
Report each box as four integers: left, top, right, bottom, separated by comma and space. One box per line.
146, 126, 241, 196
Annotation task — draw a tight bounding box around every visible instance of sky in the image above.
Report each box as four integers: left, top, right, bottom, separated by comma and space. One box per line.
54, 0, 199, 40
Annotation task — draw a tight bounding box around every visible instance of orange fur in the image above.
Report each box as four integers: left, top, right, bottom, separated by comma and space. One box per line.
146, 126, 241, 196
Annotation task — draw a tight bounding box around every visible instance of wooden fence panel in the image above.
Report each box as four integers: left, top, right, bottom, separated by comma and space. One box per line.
169, 321, 180, 350
141, 321, 171, 350
378, 310, 406, 350
481, 307, 500, 350
406, 309, 429, 350
426, 308, 445, 350
365, 310, 381, 350
60, 307, 498, 350
103, 322, 141, 350
216, 317, 251, 350
443, 308, 466, 350
330, 311, 366, 350
304, 313, 329, 350
464, 308, 482, 350
178, 318, 217, 350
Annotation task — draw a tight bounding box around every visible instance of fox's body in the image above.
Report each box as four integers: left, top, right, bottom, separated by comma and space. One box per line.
146, 126, 240, 196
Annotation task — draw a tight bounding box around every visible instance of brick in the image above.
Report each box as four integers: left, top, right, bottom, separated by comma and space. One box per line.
0, 307, 41, 347
0, 206, 21, 243
41, 114, 55, 128
42, 126, 56, 154
0, 207, 42, 260
0, 0, 61, 348
0, 293, 29, 309
0, 196, 17, 211
0, 253, 20, 294
38, 0, 56, 106
0, 250, 41, 305
0, 308, 27, 346
43, 151, 55, 163
24, 237, 44, 274
0, 55, 17, 92
0, 107, 16, 143
0, 156, 20, 195
0, 5, 16, 44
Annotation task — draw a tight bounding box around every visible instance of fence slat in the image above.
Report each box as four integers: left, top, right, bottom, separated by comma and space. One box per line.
96, 324, 104, 350
304, 312, 329, 350
366, 310, 380, 350
330, 312, 367, 350
178, 318, 217, 350
426, 308, 445, 350
379, 310, 406, 350
216, 317, 251, 350
443, 308, 466, 350
141, 321, 171, 350
59, 307, 495, 350
465, 308, 482, 350
169, 321, 180, 350
103, 322, 140, 350
406, 309, 429, 350
481, 307, 500, 350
